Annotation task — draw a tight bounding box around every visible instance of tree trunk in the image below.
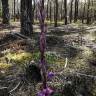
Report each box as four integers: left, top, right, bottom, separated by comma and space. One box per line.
74, 0, 78, 22
64, 0, 67, 25
20, 0, 33, 37
69, 0, 73, 23
54, 0, 58, 27
12, 1, 14, 17
87, 0, 90, 24
60, 0, 63, 21
1, 0, 9, 24
82, 2, 86, 23
54, 1, 55, 25
0, 0, 1, 7
32, 0, 35, 24
91, 0, 94, 23
17, 0, 20, 15
49, 1, 52, 23
94, 10, 96, 20
0, 0, 2, 17
47, 0, 49, 20
74, 0, 79, 22
14, 0, 15, 21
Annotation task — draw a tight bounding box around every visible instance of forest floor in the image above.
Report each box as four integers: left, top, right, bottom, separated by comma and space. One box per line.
0, 21, 96, 96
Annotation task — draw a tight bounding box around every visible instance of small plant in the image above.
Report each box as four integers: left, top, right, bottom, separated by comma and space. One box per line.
37, 0, 54, 95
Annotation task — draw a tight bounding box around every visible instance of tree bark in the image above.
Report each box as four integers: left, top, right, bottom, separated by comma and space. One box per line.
74, 0, 79, 22
20, 0, 33, 37
87, 0, 90, 24
47, 0, 49, 20
1, 0, 9, 24
64, 0, 67, 25
60, 0, 63, 21
32, 0, 35, 24
12, 1, 14, 17
82, 2, 86, 23
49, 1, 52, 23
0, 0, 2, 17
69, 0, 73, 23
54, 0, 58, 27
14, 0, 15, 21
17, 0, 20, 15
94, 10, 96, 20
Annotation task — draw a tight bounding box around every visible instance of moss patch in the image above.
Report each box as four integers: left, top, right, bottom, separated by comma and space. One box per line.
0, 63, 12, 69
5, 52, 32, 64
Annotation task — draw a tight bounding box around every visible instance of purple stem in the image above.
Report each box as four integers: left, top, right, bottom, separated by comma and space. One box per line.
37, 0, 47, 89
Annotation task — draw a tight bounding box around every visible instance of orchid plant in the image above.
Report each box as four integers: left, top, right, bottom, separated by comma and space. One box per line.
36, 0, 54, 95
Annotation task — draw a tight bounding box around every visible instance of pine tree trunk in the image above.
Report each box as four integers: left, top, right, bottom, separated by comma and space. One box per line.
32, 0, 35, 24
64, 0, 67, 25
60, 0, 63, 21
0, 0, 2, 18
94, 10, 96, 20
74, 0, 79, 22
54, 0, 58, 27
0, 0, 1, 7
47, 0, 49, 20
17, 0, 20, 15
20, 0, 33, 37
12, 1, 14, 17
1, 0, 9, 24
49, 1, 52, 23
82, 3, 86, 23
14, 0, 15, 21
69, 0, 73, 23
87, 0, 90, 24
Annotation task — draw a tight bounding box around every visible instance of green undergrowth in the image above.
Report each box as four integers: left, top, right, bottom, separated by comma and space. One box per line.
0, 45, 95, 75
0, 50, 65, 70
0, 63, 12, 70
6, 52, 32, 64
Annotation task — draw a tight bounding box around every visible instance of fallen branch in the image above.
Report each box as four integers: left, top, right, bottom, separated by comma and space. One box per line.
9, 81, 21, 93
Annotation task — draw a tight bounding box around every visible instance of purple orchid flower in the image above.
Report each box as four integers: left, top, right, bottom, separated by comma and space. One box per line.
37, 87, 53, 96
48, 72, 55, 79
